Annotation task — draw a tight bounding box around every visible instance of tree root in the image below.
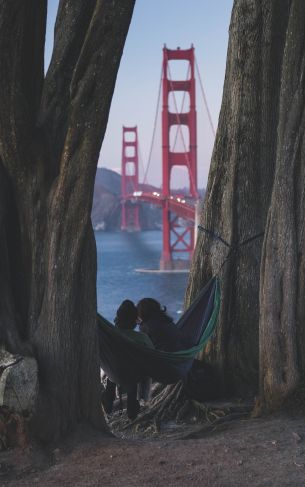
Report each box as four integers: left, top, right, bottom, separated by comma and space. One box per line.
108, 381, 254, 438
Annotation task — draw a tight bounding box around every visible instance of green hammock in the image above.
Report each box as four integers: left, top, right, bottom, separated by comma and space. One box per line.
97, 277, 220, 389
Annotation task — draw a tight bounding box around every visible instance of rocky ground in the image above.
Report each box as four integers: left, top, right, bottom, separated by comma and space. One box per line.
1, 411, 305, 486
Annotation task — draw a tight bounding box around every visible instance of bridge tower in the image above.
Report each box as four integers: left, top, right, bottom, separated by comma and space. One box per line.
121, 126, 141, 231
160, 46, 198, 270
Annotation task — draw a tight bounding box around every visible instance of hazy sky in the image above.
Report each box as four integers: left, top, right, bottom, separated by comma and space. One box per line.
46, 1, 233, 188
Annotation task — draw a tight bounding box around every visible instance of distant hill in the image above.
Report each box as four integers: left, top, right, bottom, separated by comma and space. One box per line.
92, 167, 205, 231
92, 168, 162, 231
94, 167, 121, 195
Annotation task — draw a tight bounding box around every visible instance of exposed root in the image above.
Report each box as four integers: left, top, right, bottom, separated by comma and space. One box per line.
108, 381, 254, 439
150, 382, 164, 399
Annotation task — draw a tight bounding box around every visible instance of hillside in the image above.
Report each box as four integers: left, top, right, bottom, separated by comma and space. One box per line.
92, 168, 162, 230
92, 167, 205, 231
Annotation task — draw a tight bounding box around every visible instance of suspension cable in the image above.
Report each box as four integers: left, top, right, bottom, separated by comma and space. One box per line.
142, 65, 163, 185
195, 57, 216, 138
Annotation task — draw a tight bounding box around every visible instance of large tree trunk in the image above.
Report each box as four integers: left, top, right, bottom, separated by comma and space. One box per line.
0, 0, 135, 442
259, 1, 305, 410
186, 0, 290, 396
186, 0, 305, 406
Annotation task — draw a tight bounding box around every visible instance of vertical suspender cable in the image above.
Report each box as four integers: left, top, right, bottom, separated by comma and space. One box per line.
142, 66, 163, 185
195, 57, 216, 138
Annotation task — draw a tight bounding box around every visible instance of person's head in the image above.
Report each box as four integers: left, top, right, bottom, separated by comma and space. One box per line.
137, 298, 171, 323
114, 300, 137, 330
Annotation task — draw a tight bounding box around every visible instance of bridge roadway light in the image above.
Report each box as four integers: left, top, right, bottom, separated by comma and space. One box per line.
133, 191, 142, 196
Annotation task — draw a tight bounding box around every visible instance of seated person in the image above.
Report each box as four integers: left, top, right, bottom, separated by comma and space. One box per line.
101, 299, 153, 420
137, 298, 183, 352
115, 300, 154, 349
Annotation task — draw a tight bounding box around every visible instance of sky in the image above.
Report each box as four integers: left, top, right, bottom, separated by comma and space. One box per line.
46, 1, 233, 188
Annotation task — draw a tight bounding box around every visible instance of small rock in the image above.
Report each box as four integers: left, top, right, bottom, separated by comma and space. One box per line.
237, 460, 243, 466
0, 351, 38, 413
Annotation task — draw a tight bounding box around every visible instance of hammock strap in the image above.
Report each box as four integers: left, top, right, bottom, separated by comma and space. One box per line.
197, 225, 264, 251
197, 225, 264, 274
197, 226, 232, 248
239, 231, 265, 247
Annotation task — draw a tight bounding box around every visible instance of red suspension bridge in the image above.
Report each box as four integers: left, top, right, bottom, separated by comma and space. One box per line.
120, 45, 215, 270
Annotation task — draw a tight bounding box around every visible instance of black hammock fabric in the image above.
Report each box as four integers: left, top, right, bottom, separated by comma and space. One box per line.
97, 277, 220, 389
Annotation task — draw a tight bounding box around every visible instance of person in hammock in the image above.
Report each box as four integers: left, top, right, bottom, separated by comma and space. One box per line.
101, 299, 153, 420
137, 298, 183, 352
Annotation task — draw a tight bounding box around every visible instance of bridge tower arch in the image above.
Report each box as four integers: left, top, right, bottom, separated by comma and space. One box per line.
160, 46, 198, 270
121, 126, 141, 231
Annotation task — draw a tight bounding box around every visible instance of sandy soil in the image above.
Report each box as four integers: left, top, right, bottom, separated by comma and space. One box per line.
1, 412, 305, 486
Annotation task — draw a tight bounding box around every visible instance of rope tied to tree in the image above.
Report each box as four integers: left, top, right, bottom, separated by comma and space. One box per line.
198, 225, 264, 250
197, 225, 264, 274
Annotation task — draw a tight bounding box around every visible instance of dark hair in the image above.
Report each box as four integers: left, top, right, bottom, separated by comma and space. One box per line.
137, 298, 172, 323
115, 300, 137, 330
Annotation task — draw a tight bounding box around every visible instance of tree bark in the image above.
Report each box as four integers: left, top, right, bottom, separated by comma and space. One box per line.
0, 0, 135, 441
185, 0, 305, 410
259, 0, 305, 409
186, 0, 291, 396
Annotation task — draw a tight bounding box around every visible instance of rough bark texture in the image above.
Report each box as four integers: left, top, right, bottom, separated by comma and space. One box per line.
259, 0, 305, 409
183, 0, 305, 409
0, 0, 135, 441
186, 0, 291, 396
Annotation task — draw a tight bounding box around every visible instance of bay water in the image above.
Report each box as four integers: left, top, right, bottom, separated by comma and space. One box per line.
96, 230, 189, 323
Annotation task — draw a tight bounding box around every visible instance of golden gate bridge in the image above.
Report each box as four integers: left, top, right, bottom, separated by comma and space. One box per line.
120, 45, 215, 270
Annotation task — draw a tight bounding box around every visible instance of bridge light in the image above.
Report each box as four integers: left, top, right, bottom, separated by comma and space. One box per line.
177, 197, 181, 202
181, 199, 186, 203
133, 191, 143, 196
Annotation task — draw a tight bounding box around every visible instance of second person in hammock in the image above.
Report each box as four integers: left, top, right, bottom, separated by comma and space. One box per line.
137, 298, 183, 352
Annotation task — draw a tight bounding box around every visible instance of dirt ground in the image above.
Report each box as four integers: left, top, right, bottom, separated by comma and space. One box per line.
1, 411, 305, 486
